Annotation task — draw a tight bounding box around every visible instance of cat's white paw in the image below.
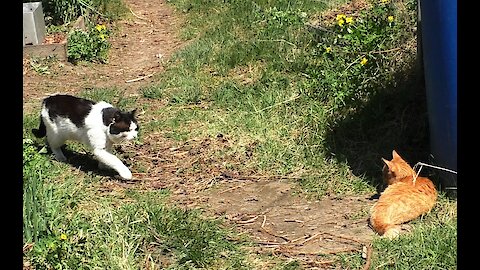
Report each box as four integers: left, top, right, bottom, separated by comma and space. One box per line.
400, 224, 412, 232
51, 148, 67, 162
118, 168, 132, 180
53, 153, 67, 162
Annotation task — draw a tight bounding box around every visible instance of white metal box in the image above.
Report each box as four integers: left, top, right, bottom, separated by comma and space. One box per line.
23, 2, 46, 46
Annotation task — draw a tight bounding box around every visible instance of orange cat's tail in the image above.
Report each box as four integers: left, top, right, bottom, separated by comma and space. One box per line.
369, 213, 402, 239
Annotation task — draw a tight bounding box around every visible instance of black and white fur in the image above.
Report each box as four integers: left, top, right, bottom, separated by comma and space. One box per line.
32, 94, 139, 180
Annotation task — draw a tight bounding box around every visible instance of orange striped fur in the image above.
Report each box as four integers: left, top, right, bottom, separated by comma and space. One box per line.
369, 150, 437, 239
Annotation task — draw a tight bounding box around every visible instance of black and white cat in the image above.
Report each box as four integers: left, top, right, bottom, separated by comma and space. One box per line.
32, 94, 139, 180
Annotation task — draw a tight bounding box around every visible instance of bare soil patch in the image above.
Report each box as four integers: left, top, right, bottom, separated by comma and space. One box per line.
23, 0, 378, 268
115, 133, 377, 268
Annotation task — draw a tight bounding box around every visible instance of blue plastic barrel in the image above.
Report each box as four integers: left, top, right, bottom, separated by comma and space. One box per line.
419, 0, 457, 194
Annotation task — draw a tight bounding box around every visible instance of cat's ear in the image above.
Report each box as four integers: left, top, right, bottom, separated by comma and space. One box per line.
382, 157, 396, 174
113, 111, 122, 123
130, 109, 137, 116
382, 157, 390, 166
392, 150, 400, 159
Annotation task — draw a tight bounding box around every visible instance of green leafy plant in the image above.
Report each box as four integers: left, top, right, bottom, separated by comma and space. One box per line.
305, 0, 413, 120
29, 233, 85, 269
29, 59, 50, 75
260, 6, 308, 34
67, 23, 111, 63
28, 56, 60, 75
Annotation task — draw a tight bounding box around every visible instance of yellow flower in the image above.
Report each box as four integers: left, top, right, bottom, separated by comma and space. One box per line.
95, 24, 106, 32
360, 57, 368, 66
60, 233, 67, 240
338, 19, 345, 26
336, 14, 346, 21
388, 16, 394, 23
99, 34, 106, 41
325, 47, 332, 53
346, 17, 354, 24
380, 0, 390, 3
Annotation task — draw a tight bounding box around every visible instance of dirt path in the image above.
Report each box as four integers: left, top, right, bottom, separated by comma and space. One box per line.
128, 134, 376, 268
23, 0, 377, 268
23, 0, 184, 110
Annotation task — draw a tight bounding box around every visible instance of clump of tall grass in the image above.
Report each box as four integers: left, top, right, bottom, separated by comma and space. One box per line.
23, 138, 55, 244
39, 0, 128, 26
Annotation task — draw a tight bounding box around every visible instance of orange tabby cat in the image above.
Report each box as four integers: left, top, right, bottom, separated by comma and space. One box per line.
369, 150, 437, 239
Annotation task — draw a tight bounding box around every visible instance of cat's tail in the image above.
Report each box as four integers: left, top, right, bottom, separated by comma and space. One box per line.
369, 217, 402, 239
32, 117, 46, 138
369, 205, 402, 238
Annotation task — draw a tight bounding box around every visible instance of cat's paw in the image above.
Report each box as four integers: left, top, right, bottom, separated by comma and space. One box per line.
51, 149, 67, 162
382, 226, 401, 240
118, 168, 132, 180
53, 154, 67, 162
400, 224, 412, 232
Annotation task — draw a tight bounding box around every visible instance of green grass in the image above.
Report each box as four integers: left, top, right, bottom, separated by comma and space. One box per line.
23, 127, 252, 269
79, 87, 138, 109
24, 0, 457, 269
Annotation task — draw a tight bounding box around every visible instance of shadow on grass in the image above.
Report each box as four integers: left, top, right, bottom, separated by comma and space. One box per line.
33, 143, 118, 178
62, 147, 119, 178
323, 63, 433, 191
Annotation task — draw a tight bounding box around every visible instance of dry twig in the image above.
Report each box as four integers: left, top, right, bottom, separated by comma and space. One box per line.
281, 247, 361, 256
237, 215, 259, 224
362, 244, 373, 270
218, 184, 246, 194
126, 73, 155, 83
129, 7, 150, 21
260, 215, 291, 243
295, 233, 322, 246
